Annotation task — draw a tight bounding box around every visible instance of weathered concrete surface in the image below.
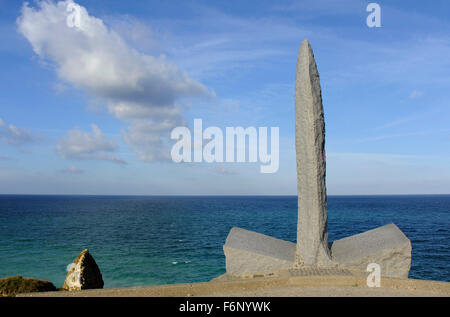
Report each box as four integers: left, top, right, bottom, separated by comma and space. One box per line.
223, 227, 295, 275
294, 39, 333, 267
331, 224, 412, 278
62, 249, 104, 291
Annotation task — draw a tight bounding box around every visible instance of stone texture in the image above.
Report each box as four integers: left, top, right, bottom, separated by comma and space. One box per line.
223, 227, 295, 275
62, 249, 104, 291
0, 276, 56, 297
331, 223, 412, 278
294, 39, 333, 267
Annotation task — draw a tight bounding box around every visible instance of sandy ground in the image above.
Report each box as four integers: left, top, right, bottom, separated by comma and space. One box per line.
18, 274, 450, 297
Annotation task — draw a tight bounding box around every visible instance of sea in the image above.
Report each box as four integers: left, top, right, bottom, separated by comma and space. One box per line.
0, 195, 448, 288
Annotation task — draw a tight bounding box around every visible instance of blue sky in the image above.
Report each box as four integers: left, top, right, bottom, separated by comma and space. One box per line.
0, 0, 449, 195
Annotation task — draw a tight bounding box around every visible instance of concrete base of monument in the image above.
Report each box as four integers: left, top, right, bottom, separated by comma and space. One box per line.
223, 227, 296, 276
223, 224, 412, 279
331, 223, 412, 279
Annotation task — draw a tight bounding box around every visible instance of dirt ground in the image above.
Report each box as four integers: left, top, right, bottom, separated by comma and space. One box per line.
18, 274, 450, 297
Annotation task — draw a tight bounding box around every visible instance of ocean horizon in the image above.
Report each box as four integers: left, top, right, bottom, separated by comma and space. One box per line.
1, 194, 449, 288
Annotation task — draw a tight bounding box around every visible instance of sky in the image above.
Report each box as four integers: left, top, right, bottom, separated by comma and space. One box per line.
0, 0, 449, 195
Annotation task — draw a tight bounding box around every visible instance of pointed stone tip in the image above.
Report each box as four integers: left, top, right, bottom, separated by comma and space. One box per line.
300, 39, 311, 50
297, 40, 315, 72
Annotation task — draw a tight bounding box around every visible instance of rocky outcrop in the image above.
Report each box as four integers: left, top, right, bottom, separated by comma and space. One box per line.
223, 227, 295, 276
0, 276, 56, 297
62, 249, 104, 291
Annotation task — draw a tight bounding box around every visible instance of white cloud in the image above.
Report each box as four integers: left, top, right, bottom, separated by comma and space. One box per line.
0, 117, 35, 145
56, 124, 125, 164
17, 0, 211, 161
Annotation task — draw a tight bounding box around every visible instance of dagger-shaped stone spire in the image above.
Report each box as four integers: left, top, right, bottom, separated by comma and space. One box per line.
295, 39, 333, 267
222, 40, 411, 279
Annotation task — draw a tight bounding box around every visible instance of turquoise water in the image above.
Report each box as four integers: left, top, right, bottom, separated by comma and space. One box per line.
0, 195, 449, 288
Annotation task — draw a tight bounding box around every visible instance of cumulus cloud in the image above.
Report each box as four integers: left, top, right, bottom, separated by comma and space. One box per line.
56, 124, 126, 164
17, 0, 210, 161
0, 117, 35, 145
